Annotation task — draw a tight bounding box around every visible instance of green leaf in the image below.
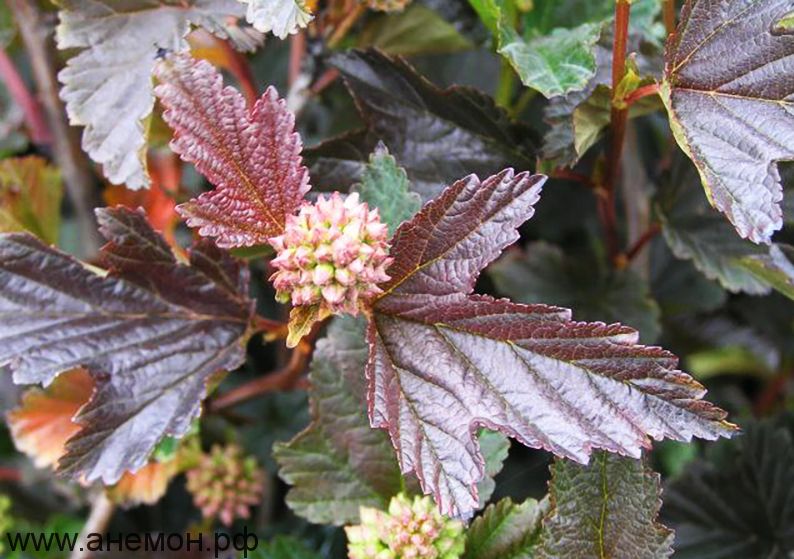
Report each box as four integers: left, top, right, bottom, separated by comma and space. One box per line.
249, 536, 321, 559
539, 452, 673, 559
662, 416, 794, 558
274, 316, 403, 525
662, 0, 794, 244
471, 0, 663, 98
775, 9, 794, 32
0, 156, 62, 245
676, 315, 781, 379
499, 22, 602, 98
490, 241, 662, 343
541, 29, 662, 168
476, 429, 510, 506
656, 155, 770, 294
468, 0, 601, 98
463, 497, 548, 559
354, 145, 422, 236
358, 3, 473, 56
571, 80, 662, 159
0, 1, 14, 48
739, 244, 794, 301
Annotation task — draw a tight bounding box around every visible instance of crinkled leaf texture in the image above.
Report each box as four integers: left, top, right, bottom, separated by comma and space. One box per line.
354, 144, 421, 236
155, 54, 310, 247
539, 453, 673, 559
499, 23, 602, 98
239, 0, 312, 39
463, 497, 548, 559
662, 416, 794, 558
310, 49, 536, 201
56, 0, 260, 189
0, 207, 253, 484
366, 169, 736, 518
662, 0, 794, 244
274, 316, 404, 526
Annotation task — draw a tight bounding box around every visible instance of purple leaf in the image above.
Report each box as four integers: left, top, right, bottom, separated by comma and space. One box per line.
366, 169, 736, 517
662, 0, 794, 244
0, 207, 253, 484
154, 54, 310, 247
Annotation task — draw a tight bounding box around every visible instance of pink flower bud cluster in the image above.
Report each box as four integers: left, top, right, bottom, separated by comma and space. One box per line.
269, 192, 392, 315
346, 493, 465, 559
185, 444, 265, 527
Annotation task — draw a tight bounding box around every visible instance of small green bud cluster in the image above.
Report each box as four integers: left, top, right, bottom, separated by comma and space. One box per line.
346, 493, 465, 559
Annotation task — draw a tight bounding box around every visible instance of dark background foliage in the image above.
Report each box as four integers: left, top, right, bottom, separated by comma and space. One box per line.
0, 0, 792, 558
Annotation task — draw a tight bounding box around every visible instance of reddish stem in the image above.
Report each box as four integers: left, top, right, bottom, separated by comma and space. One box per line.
0, 467, 21, 483
624, 83, 661, 106
254, 314, 288, 334
755, 369, 793, 416
328, 4, 366, 48
209, 340, 312, 411
310, 68, 340, 96
611, 1, 631, 95
664, 0, 677, 37
288, 31, 306, 88
602, 0, 632, 264
0, 49, 51, 144
624, 223, 661, 263
552, 168, 596, 190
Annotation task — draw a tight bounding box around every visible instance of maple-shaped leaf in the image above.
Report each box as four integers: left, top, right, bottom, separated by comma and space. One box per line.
0, 207, 253, 484
662, 0, 794, 244
155, 54, 310, 247
366, 169, 736, 517
7, 368, 93, 470
538, 453, 673, 559
56, 0, 261, 189
238, 0, 313, 39
662, 416, 794, 558
312, 49, 536, 201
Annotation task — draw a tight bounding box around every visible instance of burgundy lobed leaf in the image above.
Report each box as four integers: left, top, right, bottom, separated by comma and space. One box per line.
366, 169, 737, 518
0, 207, 253, 484
154, 54, 310, 248
662, 0, 794, 244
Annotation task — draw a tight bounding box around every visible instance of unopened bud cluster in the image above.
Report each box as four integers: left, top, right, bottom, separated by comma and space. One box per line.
269, 192, 391, 315
185, 444, 265, 526
346, 493, 465, 559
